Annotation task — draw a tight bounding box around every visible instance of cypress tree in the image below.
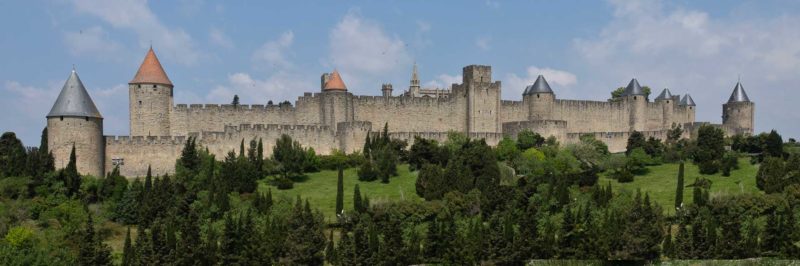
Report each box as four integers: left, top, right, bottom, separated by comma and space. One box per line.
336, 167, 344, 216
363, 132, 372, 158
354, 184, 363, 213
64, 144, 81, 197
675, 162, 685, 209
78, 214, 112, 266
239, 138, 245, 158
326, 230, 336, 263
122, 227, 134, 266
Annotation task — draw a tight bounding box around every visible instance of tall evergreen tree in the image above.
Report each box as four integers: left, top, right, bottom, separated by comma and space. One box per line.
354, 184, 363, 213
63, 144, 81, 197
675, 162, 685, 209
336, 167, 344, 216
78, 214, 112, 266
122, 227, 135, 266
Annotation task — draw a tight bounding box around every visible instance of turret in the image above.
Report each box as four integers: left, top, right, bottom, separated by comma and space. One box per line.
655, 88, 674, 128
623, 78, 647, 131
320, 70, 353, 131
381, 83, 393, 97
129, 47, 173, 136
47, 68, 104, 177
523, 75, 555, 120
679, 94, 697, 123
722, 81, 754, 135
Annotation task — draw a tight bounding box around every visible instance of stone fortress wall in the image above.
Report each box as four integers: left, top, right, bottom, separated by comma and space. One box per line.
48, 49, 753, 178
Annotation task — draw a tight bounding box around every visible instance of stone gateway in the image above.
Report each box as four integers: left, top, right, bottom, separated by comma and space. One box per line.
46, 48, 754, 178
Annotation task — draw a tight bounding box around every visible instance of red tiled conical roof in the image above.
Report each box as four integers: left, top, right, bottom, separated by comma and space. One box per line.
130, 47, 173, 86
323, 70, 347, 91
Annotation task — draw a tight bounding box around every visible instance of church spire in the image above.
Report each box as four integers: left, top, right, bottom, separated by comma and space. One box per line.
409, 62, 420, 96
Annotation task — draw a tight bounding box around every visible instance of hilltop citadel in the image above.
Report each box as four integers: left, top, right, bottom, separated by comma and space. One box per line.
46, 48, 754, 177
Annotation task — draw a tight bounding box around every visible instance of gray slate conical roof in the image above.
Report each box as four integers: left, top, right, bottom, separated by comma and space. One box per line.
728, 82, 750, 103
47, 70, 102, 119
655, 88, 673, 101
679, 94, 696, 106
623, 78, 645, 96
523, 75, 553, 95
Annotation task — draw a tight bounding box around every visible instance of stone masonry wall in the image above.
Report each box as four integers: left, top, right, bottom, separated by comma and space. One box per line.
49, 117, 104, 177
129, 84, 172, 136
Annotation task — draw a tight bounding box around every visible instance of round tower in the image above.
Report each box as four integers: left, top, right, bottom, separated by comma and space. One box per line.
655, 88, 674, 128
381, 83, 393, 97
320, 70, 353, 131
722, 81, 754, 135
47, 69, 104, 177
129, 47, 173, 136
523, 75, 555, 120
623, 78, 647, 131
679, 94, 697, 123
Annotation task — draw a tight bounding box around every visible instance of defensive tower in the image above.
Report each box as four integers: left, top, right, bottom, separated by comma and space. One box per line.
523, 75, 555, 120
47, 69, 104, 177
462, 65, 501, 133
623, 78, 647, 131
722, 81, 755, 135
129, 47, 173, 136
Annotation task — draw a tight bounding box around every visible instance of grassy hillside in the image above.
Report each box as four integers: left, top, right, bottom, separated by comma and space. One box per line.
258, 164, 422, 221
598, 158, 760, 215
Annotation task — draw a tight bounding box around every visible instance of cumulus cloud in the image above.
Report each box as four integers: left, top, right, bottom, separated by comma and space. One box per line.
206, 72, 314, 104
209, 28, 234, 49
71, 0, 202, 65
0, 79, 129, 145
328, 11, 412, 90
252, 31, 294, 68
423, 74, 462, 90
63, 26, 123, 59
572, 0, 800, 136
505, 66, 578, 99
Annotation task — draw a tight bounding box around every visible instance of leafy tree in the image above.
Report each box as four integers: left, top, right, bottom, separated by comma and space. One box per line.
764, 130, 784, 158
272, 134, 306, 180
721, 153, 739, 177
757, 157, 786, 193
375, 146, 397, 183
231, 94, 240, 106
284, 199, 326, 265
693, 125, 725, 174
416, 164, 446, 200
0, 132, 26, 178
667, 123, 683, 144
610, 86, 651, 100
516, 130, 544, 150
626, 131, 646, 155
357, 158, 378, 181
496, 137, 520, 161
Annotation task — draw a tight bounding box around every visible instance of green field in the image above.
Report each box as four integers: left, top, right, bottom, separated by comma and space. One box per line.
599, 158, 761, 214
258, 165, 423, 221
257, 159, 762, 220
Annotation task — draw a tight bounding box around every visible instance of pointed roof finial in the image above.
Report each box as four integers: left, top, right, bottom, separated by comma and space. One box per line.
130, 47, 173, 86
623, 78, 645, 96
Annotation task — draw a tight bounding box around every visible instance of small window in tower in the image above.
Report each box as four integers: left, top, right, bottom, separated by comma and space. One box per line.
60, 116, 63, 121
137, 85, 141, 88
85, 117, 89, 121
139, 101, 142, 105
537, 94, 540, 98
153, 85, 157, 88
634, 96, 637, 100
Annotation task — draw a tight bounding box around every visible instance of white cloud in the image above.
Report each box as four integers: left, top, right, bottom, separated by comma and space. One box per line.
475, 37, 491, 50
505, 66, 578, 100
63, 26, 123, 59
71, 0, 202, 65
209, 28, 234, 49
0, 79, 130, 145
328, 11, 411, 89
252, 31, 294, 68
206, 72, 314, 104
423, 74, 462, 89
573, 0, 800, 136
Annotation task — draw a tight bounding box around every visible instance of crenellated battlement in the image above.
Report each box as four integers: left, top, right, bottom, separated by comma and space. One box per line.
105, 135, 187, 145
173, 103, 297, 112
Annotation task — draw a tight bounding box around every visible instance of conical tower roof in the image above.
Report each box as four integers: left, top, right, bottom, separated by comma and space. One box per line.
679, 94, 696, 106
130, 47, 173, 86
524, 75, 553, 95
623, 78, 645, 96
47, 69, 102, 118
655, 88, 673, 101
728, 82, 750, 103
323, 70, 347, 91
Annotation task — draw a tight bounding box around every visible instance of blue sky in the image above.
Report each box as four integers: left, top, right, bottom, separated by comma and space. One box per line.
2, 0, 799, 145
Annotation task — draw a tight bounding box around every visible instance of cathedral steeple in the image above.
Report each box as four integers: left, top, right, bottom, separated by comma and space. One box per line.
409, 62, 420, 96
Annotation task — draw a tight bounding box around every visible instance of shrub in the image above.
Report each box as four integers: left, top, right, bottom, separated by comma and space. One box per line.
274, 177, 294, 190
357, 159, 378, 181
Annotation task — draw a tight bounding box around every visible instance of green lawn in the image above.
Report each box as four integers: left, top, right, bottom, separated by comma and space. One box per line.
258, 164, 423, 221
598, 158, 761, 215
